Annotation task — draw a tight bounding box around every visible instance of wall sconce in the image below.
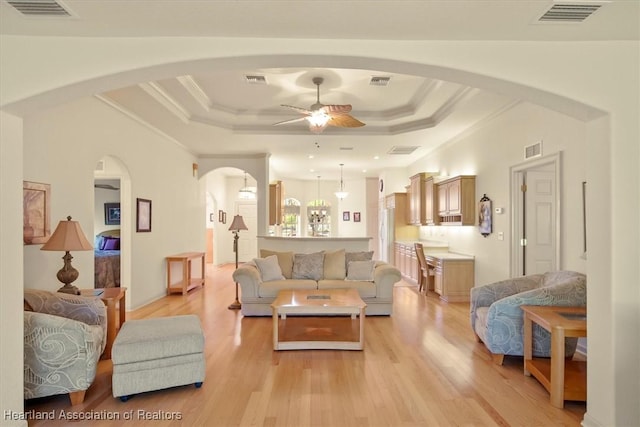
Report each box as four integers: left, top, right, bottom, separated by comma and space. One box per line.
192, 163, 198, 177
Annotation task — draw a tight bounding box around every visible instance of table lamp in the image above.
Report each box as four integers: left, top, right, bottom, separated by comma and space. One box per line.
41, 216, 93, 295
228, 214, 248, 309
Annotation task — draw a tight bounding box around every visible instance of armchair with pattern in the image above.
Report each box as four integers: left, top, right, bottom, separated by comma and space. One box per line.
470, 270, 586, 365
24, 289, 107, 405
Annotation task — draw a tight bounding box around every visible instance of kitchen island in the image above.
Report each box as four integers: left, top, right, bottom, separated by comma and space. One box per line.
258, 236, 372, 254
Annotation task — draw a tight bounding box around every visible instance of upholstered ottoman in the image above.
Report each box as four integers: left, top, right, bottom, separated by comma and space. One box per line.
112, 314, 205, 401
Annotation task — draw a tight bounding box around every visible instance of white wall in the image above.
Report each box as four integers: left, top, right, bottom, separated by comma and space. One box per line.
0, 112, 27, 427
22, 97, 204, 309
409, 101, 587, 286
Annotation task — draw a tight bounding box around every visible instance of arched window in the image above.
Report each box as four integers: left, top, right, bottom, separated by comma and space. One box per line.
282, 198, 301, 237
307, 200, 331, 237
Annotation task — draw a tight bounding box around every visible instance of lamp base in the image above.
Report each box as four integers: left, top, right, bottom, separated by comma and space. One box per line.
228, 299, 241, 310
57, 284, 80, 295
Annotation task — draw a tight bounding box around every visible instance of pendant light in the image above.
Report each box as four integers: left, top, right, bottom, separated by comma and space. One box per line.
335, 163, 348, 200
238, 171, 256, 200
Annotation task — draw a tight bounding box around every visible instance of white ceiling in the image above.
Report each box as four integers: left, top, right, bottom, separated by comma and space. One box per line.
2, 0, 638, 180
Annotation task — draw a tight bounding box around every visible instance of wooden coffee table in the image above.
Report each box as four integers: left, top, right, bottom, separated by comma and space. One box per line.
271, 289, 366, 351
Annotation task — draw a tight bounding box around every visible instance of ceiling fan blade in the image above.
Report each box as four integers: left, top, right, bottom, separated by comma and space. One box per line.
273, 116, 308, 126
280, 104, 312, 115
320, 104, 352, 115
328, 114, 366, 128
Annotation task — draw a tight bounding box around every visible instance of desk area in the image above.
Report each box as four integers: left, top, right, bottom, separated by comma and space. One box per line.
521, 305, 587, 408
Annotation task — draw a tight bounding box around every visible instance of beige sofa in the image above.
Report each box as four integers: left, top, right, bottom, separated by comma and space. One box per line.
232, 249, 401, 316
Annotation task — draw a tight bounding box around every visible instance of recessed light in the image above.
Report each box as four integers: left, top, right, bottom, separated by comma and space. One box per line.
373, 156, 380, 160
308, 155, 314, 159
362, 169, 367, 173
309, 169, 315, 173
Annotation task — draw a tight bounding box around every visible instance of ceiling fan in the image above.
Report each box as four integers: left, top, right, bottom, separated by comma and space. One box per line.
273, 77, 365, 134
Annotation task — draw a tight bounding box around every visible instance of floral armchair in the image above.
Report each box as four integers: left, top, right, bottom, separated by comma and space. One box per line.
24, 289, 107, 405
470, 271, 586, 365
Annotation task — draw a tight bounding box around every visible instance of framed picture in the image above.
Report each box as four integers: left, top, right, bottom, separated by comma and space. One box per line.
478, 194, 492, 237
23, 181, 51, 244
136, 198, 152, 232
209, 213, 214, 222
222, 211, 227, 224
353, 212, 361, 222
218, 209, 224, 223
343, 211, 350, 221
104, 202, 121, 225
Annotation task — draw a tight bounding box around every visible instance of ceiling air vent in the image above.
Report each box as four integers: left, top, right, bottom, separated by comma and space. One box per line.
339, 147, 354, 151
244, 75, 267, 85
370, 76, 391, 87
388, 146, 419, 155
538, 3, 603, 22
7, 0, 71, 16
524, 141, 543, 159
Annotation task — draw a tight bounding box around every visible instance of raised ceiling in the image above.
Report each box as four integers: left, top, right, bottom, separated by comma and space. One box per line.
2, 0, 638, 180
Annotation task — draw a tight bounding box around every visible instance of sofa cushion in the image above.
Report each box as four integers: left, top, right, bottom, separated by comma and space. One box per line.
323, 249, 346, 280
258, 279, 318, 297
260, 250, 294, 279
292, 252, 325, 280
253, 255, 285, 282
345, 251, 374, 270
474, 306, 489, 343
346, 260, 376, 281
318, 280, 377, 298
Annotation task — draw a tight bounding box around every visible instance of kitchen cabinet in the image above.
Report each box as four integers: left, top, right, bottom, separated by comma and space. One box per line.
394, 242, 418, 285
269, 181, 284, 225
409, 173, 427, 225
426, 254, 475, 302
437, 175, 476, 225
423, 176, 439, 225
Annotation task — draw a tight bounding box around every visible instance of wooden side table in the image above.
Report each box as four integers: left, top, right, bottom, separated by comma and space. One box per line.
81, 287, 127, 360
521, 305, 587, 408
166, 252, 205, 295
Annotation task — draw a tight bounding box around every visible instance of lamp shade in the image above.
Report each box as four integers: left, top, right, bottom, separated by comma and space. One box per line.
228, 215, 248, 232
41, 216, 93, 251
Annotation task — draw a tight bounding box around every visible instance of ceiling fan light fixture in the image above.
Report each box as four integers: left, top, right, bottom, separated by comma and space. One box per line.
335, 163, 348, 200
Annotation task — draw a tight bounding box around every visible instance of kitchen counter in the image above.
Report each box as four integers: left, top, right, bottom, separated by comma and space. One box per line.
425, 252, 474, 260
258, 236, 372, 253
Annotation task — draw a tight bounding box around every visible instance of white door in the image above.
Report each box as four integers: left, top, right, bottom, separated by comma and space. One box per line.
511, 153, 561, 276
236, 202, 257, 262
524, 166, 557, 274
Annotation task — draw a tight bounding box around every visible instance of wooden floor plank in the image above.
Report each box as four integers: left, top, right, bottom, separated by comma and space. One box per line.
23, 264, 586, 426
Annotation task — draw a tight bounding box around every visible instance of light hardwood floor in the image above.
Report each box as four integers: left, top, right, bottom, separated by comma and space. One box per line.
24, 264, 586, 426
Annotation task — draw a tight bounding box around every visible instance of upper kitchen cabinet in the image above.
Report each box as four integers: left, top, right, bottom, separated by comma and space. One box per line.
409, 172, 437, 225
269, 180, 284, 226
437, 175, 476, 225
423, 176, 439, 225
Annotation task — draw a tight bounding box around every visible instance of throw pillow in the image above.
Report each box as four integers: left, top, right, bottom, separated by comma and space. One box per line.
346, 260, 376, 281
292, 252, 325, 281
323, 249, 346, 280
254, 255, 285, 282
345, 251, 374, 270
103, 237, 120, 250
260, 250, 294, 279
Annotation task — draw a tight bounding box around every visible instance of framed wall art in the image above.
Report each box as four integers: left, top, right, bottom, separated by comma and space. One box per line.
23, 181, 51, 245
353, 212, 361, 222
136, 198, 152, 232
104, 202, 121, 225
478, 194, 492, 237
343, 211, 350, 221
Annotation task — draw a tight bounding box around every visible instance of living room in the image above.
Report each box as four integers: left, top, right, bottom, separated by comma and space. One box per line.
1, 2, 639, 426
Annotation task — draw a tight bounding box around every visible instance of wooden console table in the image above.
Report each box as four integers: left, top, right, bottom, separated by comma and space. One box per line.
166, 252, 205, 295
81, 287, 126, 360
521, 305, 587, 408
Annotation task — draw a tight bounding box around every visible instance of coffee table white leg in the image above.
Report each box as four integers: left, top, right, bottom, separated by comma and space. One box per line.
358, 307, 365, 350
272, 308, 279, 350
